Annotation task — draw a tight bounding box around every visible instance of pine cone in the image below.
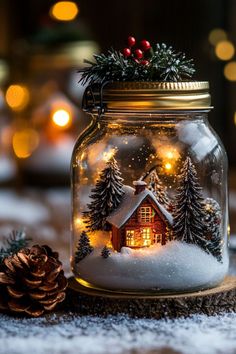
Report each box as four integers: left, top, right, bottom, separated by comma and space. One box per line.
0, 245, 67, 317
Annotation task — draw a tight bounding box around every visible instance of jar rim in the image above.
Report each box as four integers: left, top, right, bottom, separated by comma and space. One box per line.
104, 81, 209, 92
83, 81, 212, 112
103, 81, 211, 111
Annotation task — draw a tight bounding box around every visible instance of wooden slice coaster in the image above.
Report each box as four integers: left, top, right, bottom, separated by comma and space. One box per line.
67, 276, 236, 318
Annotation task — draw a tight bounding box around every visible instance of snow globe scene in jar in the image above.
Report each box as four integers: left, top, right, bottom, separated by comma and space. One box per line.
71, 38, 229, 294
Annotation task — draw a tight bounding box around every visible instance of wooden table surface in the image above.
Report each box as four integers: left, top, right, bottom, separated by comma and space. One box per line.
0, 187, 236, 354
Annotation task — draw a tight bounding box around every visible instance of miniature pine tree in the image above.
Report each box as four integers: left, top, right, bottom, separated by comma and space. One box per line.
147, 169, 170, 208
75, 231, 93, 263
101, 245, 111, 259
84, 155, 124, 231
203, 198, 223, 262
172, 157, 208, 251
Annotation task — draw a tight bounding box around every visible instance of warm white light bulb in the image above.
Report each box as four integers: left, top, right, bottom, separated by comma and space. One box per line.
52, 109, 71, 127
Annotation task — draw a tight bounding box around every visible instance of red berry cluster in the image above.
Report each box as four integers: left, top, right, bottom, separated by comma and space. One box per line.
122, 36, 151, 65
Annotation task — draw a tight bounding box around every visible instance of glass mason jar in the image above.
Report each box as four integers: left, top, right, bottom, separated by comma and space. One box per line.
71, 82, 229, 294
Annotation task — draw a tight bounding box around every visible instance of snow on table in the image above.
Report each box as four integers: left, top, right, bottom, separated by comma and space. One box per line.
0, 190, 49, 224
0, 188, 71, 276
0, 188, 236, 354
1, 312, 236, 354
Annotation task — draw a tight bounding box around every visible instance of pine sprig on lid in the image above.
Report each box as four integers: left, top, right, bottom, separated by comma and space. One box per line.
79, 36, 195, 85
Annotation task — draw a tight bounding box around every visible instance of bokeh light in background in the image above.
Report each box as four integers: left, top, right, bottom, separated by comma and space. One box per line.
5, 85, 30, 111
50, 1, 79, 21
215, 40, 235, 61
208, 26, 236, 131
52, 109, 72, 128
208, 28, 227, 46
12, 129, 39, 159
224, 61, 236, 81
0, 0, 236, 186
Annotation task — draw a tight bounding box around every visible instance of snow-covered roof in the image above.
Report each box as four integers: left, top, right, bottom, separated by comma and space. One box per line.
133, 180, 147, 186
106, 185, 173, 229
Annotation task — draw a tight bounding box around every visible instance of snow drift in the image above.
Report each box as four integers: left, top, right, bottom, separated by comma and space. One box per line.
75, 241, 228, 291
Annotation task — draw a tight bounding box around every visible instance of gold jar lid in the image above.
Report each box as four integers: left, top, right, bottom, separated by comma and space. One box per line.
98, 81, 211, 111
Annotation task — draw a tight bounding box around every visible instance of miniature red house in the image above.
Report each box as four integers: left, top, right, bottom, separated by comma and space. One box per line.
106, 181, 173, 251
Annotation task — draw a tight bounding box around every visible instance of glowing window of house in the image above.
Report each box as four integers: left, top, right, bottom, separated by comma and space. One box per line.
141, 228, 151, 246
126, 230, 135, 246
139, 207, 152, 223
153, 233, 162, 243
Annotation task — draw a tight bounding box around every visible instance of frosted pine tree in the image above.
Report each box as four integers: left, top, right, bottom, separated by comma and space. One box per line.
84, 156, 124, 231
101, 245, 111, 259
203, 198, 223, 262
75, 231, 93, 263
172, 157, 208, 251
147, 169, 170, 208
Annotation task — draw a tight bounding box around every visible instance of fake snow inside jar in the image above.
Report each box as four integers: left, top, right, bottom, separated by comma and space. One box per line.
71, 81, 229, 293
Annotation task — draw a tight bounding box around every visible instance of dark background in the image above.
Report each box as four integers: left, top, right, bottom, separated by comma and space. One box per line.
0, 0, 236, 182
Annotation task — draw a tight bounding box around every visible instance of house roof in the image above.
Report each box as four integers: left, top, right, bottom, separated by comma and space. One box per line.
106, 185, 173, 229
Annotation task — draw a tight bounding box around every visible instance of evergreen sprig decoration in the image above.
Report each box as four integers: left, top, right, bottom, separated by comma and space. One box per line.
0, 230, 30, 263
150, 43, 195, 81
78, 37, 195, 85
